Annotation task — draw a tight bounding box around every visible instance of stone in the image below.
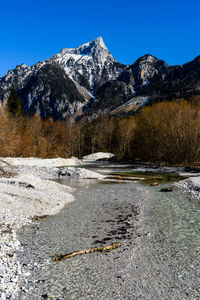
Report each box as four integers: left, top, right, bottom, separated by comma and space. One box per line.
0, 284, 6, 291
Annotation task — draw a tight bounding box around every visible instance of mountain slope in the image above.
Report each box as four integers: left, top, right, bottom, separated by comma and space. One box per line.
50, 37, 126, 91
18, 63, 86, 119
87, 54, 200, 117
0, 37, 127, 119
0, 38, 200, 120
138, 55, 200, 100
86, 55, 168, 115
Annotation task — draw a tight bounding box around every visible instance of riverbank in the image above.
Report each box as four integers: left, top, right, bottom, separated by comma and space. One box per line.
0, 156, 105, 299
0, 157, 106, 220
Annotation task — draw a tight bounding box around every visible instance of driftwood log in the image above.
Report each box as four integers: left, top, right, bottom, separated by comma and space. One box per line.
53, 242, 121, 261
150, 182, 159, 186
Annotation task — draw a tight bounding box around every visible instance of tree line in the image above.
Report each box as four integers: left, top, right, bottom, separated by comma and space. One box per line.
1, 89, 200, 164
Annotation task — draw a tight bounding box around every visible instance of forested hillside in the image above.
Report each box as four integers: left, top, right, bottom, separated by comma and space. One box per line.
1, 95, 200, 164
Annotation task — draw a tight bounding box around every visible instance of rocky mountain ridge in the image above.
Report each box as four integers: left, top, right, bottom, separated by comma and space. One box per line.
0, 37, 127, 118
0, 37, 200, 119
50, 36, 126, 91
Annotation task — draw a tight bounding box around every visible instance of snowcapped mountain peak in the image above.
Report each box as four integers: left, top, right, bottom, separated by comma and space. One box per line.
80, 36, 108, 53
74, 36, 108, 52
94, 36, 107, 50
71, 37, 112, 62
0, 38, 127, 119
50, 37, 124, 91
55, 37, 112, 62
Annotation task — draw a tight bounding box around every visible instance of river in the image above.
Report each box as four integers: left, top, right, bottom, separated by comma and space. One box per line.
17, 163, 200, 299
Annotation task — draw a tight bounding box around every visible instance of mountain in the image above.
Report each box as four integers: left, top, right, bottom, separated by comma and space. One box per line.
0, 38, 200, 119
88, 55, 168, 115
0, 62, 86, 119
50, 37, 126, 92
87, 54, 200, 117
137, 55, 200, 100
0, 37, 127, 119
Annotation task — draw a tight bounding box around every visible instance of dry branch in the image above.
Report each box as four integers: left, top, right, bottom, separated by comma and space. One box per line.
0, 159, 17, 178
53, 242, 121, 261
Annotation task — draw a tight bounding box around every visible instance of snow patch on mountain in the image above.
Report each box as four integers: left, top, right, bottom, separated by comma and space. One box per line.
0, 37, 126, 119
50, 37, 125, 89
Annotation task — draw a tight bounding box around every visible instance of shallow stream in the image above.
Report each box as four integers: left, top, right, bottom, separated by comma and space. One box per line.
17, 163, 200, 299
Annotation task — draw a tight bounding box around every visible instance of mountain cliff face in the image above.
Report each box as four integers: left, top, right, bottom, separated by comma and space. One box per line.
89, 55, 168, 114
18, 63, 86, 119
88, 54, 200, 117
0, 37, 200, 119
0, 37, 127, 118
50, 37, 126, 91
137, 55, 200, 100
0, 62, 86, 119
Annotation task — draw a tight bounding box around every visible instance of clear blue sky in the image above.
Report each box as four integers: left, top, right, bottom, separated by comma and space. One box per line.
0, 0, 200, 76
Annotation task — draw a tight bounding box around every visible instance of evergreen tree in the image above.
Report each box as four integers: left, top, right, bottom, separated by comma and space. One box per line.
7, 88, 24, 117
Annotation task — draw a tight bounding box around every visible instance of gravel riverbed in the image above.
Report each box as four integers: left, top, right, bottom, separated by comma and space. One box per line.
0, 210, 32, 299
0, 157, 200, 299
17, 181, 200, 299
0, 157, 105, 299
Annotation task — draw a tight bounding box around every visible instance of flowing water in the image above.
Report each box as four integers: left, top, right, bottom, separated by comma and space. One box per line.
17, 163, 200, 299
